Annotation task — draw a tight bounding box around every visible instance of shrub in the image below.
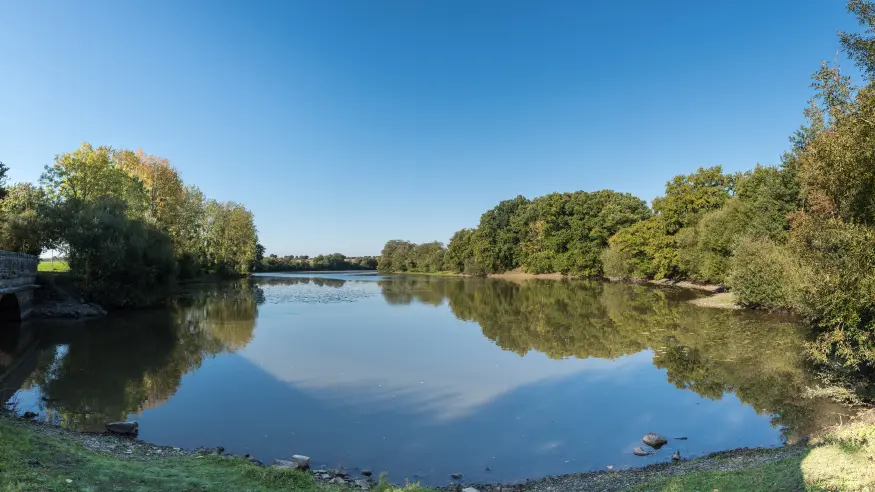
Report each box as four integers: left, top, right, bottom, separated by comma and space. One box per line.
65, 199, 177, 307
728, 237, 803, 310
602, 216, 678, 279
790, 215, 875, 368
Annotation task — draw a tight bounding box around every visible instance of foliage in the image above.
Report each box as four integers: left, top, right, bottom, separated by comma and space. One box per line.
202, 199, 259, 276
519, 190, 650, 276
677, 165, 798, 284
445, 228, 481, 274
790, 215, 875, 369
386, 190, 649, 277
378, 239, 448, 273
259, 253, 377, 272
652, 166, 735, 235
728, 237, 803, 310
469, 195, 531, 273
4, 142, 263, 304
602, 216, 678, 279
602, 167, 736, 280
63, 198, 177, 307
0, 183, 51, 256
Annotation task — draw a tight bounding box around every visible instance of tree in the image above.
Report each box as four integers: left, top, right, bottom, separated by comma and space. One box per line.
652, 166, 735, 235
0, 183, 51, 255
64, 197, 176, 307
202, 200, 259, 276
471, 196, 531, 273
520, 190, 650, 277
0, 161, 9, 200
446, 228, 480, 274
40, 143, 147, 216
378, 240, 416, 272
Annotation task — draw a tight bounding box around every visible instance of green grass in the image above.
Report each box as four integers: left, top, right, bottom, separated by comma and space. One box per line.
38, 260, 70, 272
627, 412, 875, 491
0, 415, 431, 492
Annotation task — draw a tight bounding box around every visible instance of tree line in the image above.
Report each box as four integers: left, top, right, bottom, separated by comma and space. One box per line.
379, 190, 649, 277
257, 253, 377, 272
0, 143, 260, 306
379, 1, 875, 373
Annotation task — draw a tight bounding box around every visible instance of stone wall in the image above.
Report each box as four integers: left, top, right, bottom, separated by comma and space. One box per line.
0, 252, 38, 290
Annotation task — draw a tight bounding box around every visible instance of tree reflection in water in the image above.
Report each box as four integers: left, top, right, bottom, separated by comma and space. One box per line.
8, 275, 852, 442
377, 276, 850, 441
20, 280, 263, 431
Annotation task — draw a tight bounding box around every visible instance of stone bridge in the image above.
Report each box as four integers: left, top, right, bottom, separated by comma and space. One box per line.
0, 251, 39, 322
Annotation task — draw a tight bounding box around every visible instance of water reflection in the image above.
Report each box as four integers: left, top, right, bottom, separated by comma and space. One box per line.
1, 274, 852, 483
377, 276, 841, 440
7, 280, 262, 431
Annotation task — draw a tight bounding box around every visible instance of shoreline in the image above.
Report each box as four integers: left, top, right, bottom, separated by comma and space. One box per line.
5, 410, 870, 491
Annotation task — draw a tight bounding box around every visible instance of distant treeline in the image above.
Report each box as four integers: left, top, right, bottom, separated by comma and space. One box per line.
380, 2, 875, 373
379, 190, 649, 277
257, 253, 377, 272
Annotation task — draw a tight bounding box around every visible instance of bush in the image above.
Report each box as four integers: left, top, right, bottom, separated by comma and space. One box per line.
602, 216, 678, 280
728, 237, 802, 310
65, 199, 177, 307
789, 215, 875, 368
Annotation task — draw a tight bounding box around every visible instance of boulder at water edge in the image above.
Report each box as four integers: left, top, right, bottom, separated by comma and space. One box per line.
290, 455, 311, 469
106, 421, 139, 436
642, 433, 667, 449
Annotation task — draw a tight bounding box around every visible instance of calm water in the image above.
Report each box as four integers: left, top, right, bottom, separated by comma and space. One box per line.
0, 274, 850, 485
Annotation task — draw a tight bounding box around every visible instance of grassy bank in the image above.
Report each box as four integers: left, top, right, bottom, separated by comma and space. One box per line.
2, 410, 873, 491
0, 414, 426, 492
628, 410, 875, 491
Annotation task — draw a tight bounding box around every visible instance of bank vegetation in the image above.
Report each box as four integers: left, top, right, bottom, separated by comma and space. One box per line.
378, 1, 875, 377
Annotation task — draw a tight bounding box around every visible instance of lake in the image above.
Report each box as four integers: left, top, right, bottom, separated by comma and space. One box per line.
0, 273, 851, 485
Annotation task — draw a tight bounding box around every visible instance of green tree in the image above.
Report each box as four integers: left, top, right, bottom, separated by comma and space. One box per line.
471, 196, 531, 273
652, 166, 735, 235
520, 190, 650, 277
64, 197, 176, 307
446, 228, 481, 274
202, 200, 259, 276
40, 143, 147, 216
0, 183, 51, 255
378, 240, 416, 272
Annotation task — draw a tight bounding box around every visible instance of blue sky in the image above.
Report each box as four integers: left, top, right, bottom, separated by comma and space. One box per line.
0, 1, 859, 256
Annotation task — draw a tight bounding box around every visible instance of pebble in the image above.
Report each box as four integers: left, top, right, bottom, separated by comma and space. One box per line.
65, 479, 72, 484
451, 472, 463, 479
329, 477, 346, 484
462, 488, 480, 492
633, 447, 653, 456
361, 469, 373, 477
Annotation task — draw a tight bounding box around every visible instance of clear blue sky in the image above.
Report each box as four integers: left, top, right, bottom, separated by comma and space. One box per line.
0, 1, 859, 256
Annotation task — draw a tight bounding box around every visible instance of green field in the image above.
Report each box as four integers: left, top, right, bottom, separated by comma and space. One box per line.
38, 260, 70, 272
